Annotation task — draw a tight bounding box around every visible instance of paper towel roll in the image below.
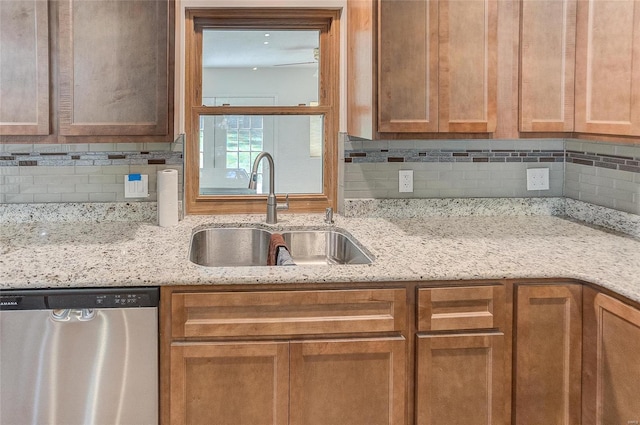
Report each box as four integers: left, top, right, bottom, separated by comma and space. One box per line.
157, 169, 179, 227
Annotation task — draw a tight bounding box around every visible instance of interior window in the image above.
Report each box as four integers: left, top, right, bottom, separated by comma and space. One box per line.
184, 9, 340, 214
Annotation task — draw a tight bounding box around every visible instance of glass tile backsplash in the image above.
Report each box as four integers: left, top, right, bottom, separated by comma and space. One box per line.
1, 138, 638, 216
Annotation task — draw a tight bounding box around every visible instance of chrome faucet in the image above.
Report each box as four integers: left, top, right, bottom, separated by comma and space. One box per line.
248, 152, 289, 224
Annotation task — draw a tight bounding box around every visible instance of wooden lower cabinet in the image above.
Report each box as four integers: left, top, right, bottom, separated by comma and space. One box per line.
164, 282, 640, 425
170, 338, 406, 425
290, 338, 407, 425
164, 287, 408, 425
416, 332, 505, 425
514, 284, 582, 425
583, 289, 640, 425
170, 341, 289, 425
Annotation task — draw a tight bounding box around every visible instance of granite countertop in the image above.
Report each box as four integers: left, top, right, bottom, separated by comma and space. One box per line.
1, 209, 639, 303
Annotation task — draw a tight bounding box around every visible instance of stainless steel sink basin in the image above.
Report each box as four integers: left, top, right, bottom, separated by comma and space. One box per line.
280, 230, 372, 265
189, 227, 373, 267
189, 227, 271, 267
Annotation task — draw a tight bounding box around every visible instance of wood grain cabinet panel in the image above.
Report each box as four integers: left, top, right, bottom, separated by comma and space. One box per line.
165, 287, 408, 425
171, 289, 406, 338
575, 0, 640, 136
514, 284, 582, 425
0, 0, 49, 135
418, 285, 505, 331
416, 332, 505, 425
378, 0, 438, 133
520, 0, 576, 132
348, 0, 497, 136
170, 342, 289, 425
290, 338, 407, 425
438, 0, 497, 133
57, 0, 171, 138
582, 290, 640, 425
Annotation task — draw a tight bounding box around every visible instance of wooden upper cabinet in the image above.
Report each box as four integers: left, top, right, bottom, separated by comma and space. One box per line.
0, 0, 50, 135
438, 0, 497, 133
57, 0, 172, 139
348, 0, 498, 137
520, 0, 576, 132
575, 0, 640, 136
378, 0, 438, 132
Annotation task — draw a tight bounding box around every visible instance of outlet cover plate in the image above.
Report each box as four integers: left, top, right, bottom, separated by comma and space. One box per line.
399, 170, 413, 193
125, 174, 149, 198
526, 168, 550, 191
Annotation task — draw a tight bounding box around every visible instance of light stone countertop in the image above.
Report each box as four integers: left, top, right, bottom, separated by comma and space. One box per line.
1, 211, 639, 303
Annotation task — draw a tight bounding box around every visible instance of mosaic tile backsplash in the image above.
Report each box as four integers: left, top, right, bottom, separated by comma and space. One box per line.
0, 151, 183, 167
564, 140, 640, 215
1, 138, 638, 216
0, 144, 183, 204
345, 148, 566, 164
342, 138, 639, 215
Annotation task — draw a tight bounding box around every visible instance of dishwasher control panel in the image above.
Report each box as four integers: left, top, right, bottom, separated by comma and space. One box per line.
0, 287, 159, 310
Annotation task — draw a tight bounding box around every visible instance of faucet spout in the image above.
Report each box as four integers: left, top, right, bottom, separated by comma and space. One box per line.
249, 152, 288, 224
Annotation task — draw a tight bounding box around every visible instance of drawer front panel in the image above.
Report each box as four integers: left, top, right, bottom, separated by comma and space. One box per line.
172, 289, 406, 338
417, 285, 504, 331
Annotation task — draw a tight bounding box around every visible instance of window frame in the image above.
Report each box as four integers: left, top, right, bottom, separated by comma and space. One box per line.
184, 8, 340, 215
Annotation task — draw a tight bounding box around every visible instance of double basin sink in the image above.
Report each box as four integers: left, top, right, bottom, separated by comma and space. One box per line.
189, 226, 373, 267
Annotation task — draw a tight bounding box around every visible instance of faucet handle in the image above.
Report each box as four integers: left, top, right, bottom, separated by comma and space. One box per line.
277, 194, 289, 211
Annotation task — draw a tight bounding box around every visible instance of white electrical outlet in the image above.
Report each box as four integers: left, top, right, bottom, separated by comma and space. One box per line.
399, 170, 413, 193
526, 168, 550, 191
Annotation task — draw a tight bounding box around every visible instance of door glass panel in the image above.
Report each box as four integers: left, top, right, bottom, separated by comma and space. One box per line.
202, 29, 320, 106
199, 114, 324, 195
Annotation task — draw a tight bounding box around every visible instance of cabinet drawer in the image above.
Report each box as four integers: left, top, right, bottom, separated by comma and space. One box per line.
172, 289, 406, 338
417, 285, 504, 331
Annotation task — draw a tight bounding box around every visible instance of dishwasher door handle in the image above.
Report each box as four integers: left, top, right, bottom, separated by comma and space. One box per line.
50, 309, 96, 322
78, 309, 96, 321
51, 309, 72, 321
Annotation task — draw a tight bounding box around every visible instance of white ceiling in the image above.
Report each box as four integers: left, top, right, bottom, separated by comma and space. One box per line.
202, 30, 320, 68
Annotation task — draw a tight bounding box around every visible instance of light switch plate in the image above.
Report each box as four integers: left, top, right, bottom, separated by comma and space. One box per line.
125, 174, 149, 198
526, 168, 550, 191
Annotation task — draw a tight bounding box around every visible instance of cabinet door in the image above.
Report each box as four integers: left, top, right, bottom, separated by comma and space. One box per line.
520, 0, 576, 132
0, 0, 49, 135
290, 337, 406, 425
438, 0, 497, 133
514, 284, 582, 425
378, 0, 438, 132
416, 332, 505, 425
575, 0, 640, 135
57, 0, 171, 138
170, 342, 289, 425
583, 290, 640, 425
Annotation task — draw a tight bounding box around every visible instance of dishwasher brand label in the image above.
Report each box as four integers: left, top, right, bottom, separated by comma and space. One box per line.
0, 297, 21, 307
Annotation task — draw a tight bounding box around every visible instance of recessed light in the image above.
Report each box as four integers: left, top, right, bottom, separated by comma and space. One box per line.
264, 33, 270, 37
264, 41, 269, 45
252, 67, 258, 71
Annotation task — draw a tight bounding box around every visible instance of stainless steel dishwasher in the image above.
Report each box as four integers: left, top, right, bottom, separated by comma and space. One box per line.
0, 287, 159, 425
